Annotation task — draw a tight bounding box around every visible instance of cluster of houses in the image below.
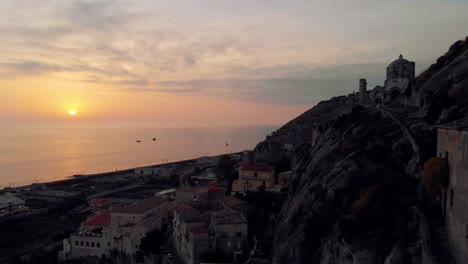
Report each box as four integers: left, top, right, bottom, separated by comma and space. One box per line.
59, 160, 291, 264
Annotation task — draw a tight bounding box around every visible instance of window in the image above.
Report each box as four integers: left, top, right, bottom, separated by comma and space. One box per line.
450, 189, 454, 208
81, 241, 84, 247
75, 241, 78, 246
254, 172, 258, 178
91, 242, 95, 247
97, 243, 100, 248
86, 242, 89, 247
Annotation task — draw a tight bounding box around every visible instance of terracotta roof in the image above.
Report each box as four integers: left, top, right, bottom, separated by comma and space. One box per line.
222, 196, 246, 208
208, 187, 223, 193
140, 214, 162, 229
436, 117, 468, 130
189, 225, 209, 234
91, 198, 111, 206
174, 204, 205, 223
240, 163, 274, 172
113, 197, 166, 214
85, 213, 111, 226
212, 208, 247, 225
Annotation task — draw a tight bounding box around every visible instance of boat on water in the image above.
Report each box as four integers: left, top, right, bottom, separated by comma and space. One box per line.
152, 137, 156, 141
136, 140, 141, 143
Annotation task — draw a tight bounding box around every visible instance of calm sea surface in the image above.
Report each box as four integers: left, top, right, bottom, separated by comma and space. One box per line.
0, 124, 277, 188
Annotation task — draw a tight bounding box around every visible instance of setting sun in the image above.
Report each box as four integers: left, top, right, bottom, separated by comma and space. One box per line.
69, 109, 76, 116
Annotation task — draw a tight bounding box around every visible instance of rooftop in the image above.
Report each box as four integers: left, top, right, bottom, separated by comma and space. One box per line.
91, 198, 111, 206
0, 194, 24, 209
174, 204, 205, 223
436, 117, 468, 131
113, 196, 166, 214
208, 187, 223, 193
189, 225, 209, 235
85, 213, 111, 226
212, 208, 247, 225
140, 214, 162, 229
222, 196, 246, 209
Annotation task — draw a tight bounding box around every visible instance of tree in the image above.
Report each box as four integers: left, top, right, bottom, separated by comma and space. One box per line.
423, 157, 449, 195
217, 155, 236, 182
139, 230, 167, 255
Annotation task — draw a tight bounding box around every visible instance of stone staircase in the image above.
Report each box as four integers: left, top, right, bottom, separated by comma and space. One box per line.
429, 222, 456, 264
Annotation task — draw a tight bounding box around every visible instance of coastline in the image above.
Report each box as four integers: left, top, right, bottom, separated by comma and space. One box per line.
1, 152, 243, 193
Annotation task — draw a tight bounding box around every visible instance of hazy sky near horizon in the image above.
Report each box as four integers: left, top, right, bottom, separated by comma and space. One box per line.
1, 0, 467, 126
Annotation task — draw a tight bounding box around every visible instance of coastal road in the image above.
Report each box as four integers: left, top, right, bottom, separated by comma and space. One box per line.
86, 182, 140, 199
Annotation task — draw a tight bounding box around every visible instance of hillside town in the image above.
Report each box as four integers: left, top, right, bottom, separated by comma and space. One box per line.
52, 152, 291, 264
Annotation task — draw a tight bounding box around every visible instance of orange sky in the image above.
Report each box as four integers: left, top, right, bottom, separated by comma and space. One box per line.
1, 0, 467, 126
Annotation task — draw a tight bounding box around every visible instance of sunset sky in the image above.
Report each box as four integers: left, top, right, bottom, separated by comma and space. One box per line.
1, 0, 467, 126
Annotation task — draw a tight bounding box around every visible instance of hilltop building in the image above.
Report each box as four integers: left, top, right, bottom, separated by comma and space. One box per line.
436, 118, 468, 264
360, 54, 416, 105
232, 162, 275, 194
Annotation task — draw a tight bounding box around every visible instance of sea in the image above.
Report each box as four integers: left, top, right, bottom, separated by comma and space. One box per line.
0, 124, 278, 188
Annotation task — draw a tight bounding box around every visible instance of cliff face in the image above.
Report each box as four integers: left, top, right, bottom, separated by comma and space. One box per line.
255, 37, 468, 264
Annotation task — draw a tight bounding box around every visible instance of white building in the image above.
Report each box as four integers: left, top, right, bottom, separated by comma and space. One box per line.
60, 196, 169, 261
0, 193, 28, 216
59, 213, 112, 260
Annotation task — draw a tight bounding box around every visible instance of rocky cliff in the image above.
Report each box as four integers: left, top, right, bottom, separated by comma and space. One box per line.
253, 37, 468, 264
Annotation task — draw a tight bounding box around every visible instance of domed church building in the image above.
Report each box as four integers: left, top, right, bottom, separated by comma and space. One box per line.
384, 54, 416, 100
359, 54, 416, 105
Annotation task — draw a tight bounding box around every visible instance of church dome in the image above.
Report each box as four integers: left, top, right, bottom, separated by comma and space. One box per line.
389, 54, 410, 67
386, 54, 415, 80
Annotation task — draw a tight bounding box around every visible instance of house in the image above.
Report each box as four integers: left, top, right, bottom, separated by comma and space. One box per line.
110, 196, 169, 254
173, 204, 209, 264
176, 185, 225, 207
176, 186, 201, 203
0, 193, 28, 216
210, 208, 248, 257
221, 196, 247, 216
59, 213, 112, 260
232, 163, 275, 194
436, 117, 468, 263
60, 196, 169, 261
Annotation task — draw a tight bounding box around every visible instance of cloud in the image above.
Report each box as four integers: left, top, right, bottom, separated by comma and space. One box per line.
120, 62, 419, 105
0, 61, 68, 75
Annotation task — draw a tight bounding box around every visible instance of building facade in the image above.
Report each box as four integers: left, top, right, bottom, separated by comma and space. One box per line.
232, 163, 275, 194
437, 118, 468, 264
210, 209, 248, 257
60, 196, 169, 261
173, 205, 208, 264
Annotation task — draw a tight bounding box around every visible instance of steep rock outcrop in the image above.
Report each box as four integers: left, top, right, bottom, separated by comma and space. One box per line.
255, 37, 468, 264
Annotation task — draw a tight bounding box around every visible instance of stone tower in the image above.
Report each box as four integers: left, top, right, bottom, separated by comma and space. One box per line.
359, 78, 367, 105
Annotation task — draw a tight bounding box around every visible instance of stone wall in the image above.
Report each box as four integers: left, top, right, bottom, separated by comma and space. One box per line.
437, 128, 468, 264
